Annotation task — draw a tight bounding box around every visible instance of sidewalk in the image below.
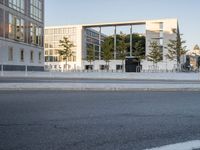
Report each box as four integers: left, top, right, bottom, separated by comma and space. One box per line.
1, 72, 200, 91
1, 83, 200, 91
1, 71, 200, 80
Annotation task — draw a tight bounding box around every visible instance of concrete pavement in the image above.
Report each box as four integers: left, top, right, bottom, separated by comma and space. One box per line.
0, 82, 200, 91
1, 71, 200, 80
1, 72, 200, 91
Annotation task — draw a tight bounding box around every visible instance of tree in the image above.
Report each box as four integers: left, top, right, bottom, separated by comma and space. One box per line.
194, 44, 200, 50
86, 45, 95, 66
58, 37, 75, 71
133, 41, 145, 67
166, 29, 187, 68
197, 56, 200, 69
126, 34, 146, 56
101, 33, 145, 71
117, 33, 127, 72
102, 37, 114, 71
147, 41, 163, 69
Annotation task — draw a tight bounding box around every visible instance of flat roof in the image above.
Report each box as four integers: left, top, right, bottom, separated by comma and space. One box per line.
83, 21, 145, 28
82, 18, 177, 28
45, 18, 178, 29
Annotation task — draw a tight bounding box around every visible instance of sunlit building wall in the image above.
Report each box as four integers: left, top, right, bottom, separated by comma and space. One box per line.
0, 0, 44, 71
45, 19, 179, 72
44, 25, 106, 71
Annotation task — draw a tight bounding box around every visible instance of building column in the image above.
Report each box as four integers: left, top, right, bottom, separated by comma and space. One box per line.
99, 27, 101, 60
114, 26, 117, 60
130, 25, 133, 57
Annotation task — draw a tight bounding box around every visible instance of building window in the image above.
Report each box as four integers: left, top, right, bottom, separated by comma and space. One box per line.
8, 0, 25, 13
55, 50, 59, 55
73, 56, 76, 62
8, 47, 13, 61
100, 65, 109, 70
30, 51, 34, 63
45, 56, 49, 62
30, 0, 43, 22
45, 50, 48, 55
30, 23, 42, 46
44, 43, 48, 48
8, 14, 25, 41
116, 65, 123, 70
49, 50, 53, 55
20, 49, 24, 62
85, 65, 93, 70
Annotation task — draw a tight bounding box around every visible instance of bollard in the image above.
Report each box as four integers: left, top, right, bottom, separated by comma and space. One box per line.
25, 65, 28, 77
1, 64, 3, 76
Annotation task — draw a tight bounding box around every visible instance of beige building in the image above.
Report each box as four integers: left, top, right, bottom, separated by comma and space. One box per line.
45, 18, 180, 72
44, 25, 106, 71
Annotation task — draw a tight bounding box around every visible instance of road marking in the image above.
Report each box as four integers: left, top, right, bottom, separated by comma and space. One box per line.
145, 140, 200, 150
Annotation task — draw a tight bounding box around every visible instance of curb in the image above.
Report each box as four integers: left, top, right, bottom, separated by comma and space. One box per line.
0, 87, 200, 92
1, 83, 200, 91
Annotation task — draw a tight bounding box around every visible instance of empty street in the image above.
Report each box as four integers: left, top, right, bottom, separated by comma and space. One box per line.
0, 91, 200, 150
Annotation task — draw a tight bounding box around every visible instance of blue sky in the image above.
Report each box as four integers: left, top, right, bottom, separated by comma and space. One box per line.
45, 0, 200, 49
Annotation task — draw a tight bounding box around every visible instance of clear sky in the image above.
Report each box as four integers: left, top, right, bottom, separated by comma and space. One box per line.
45, 0, 200, 49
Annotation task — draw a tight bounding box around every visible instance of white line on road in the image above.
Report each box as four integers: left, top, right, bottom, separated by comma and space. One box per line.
145, 140, 200, 150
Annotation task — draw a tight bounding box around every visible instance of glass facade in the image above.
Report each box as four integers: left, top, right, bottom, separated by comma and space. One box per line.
30, 0, 43, 22
44, 27, 106, 69
8, 0, 25, 13
8, 13, 25, 41
44, 27, 77, 63
86, 29, 106, 60
0, 8, 3, 37
0, 0, 44, 47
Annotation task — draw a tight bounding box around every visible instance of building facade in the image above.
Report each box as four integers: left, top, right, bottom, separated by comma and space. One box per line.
44, 25, 106, 71
0, 0, 44, 71
45, 19, 179, 72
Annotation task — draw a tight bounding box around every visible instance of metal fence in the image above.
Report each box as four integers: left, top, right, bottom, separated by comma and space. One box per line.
1, 64, 200, 78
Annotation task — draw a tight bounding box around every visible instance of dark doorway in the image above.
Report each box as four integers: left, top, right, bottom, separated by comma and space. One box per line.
85, 65, 93, 70
125, 57, 141, 72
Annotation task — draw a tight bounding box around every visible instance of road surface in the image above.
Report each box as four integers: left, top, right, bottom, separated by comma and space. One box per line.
0, 91, 200, 150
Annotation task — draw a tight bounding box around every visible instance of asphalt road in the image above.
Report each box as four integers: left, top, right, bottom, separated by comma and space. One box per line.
0, 91, 200, 150
0, 77, 200, 84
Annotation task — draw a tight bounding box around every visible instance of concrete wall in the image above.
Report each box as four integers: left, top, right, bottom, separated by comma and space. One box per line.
143, 19, 178, 70
0, 39, 44, 71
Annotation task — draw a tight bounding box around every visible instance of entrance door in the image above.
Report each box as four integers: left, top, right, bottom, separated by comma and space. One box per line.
125, 57, 140, 72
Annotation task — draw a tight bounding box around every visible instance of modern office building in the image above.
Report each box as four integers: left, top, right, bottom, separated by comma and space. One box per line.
45, 18, 180, 72
45, 25, 106, 71
0, 0, 44, 71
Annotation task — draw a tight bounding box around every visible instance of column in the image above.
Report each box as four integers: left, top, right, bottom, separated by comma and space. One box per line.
99, 27, 101, 60
114, 26, 117, 60
130, 25, 133, 57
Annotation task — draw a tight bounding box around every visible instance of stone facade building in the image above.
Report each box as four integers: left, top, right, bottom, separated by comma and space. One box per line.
0, 0, 44, 71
